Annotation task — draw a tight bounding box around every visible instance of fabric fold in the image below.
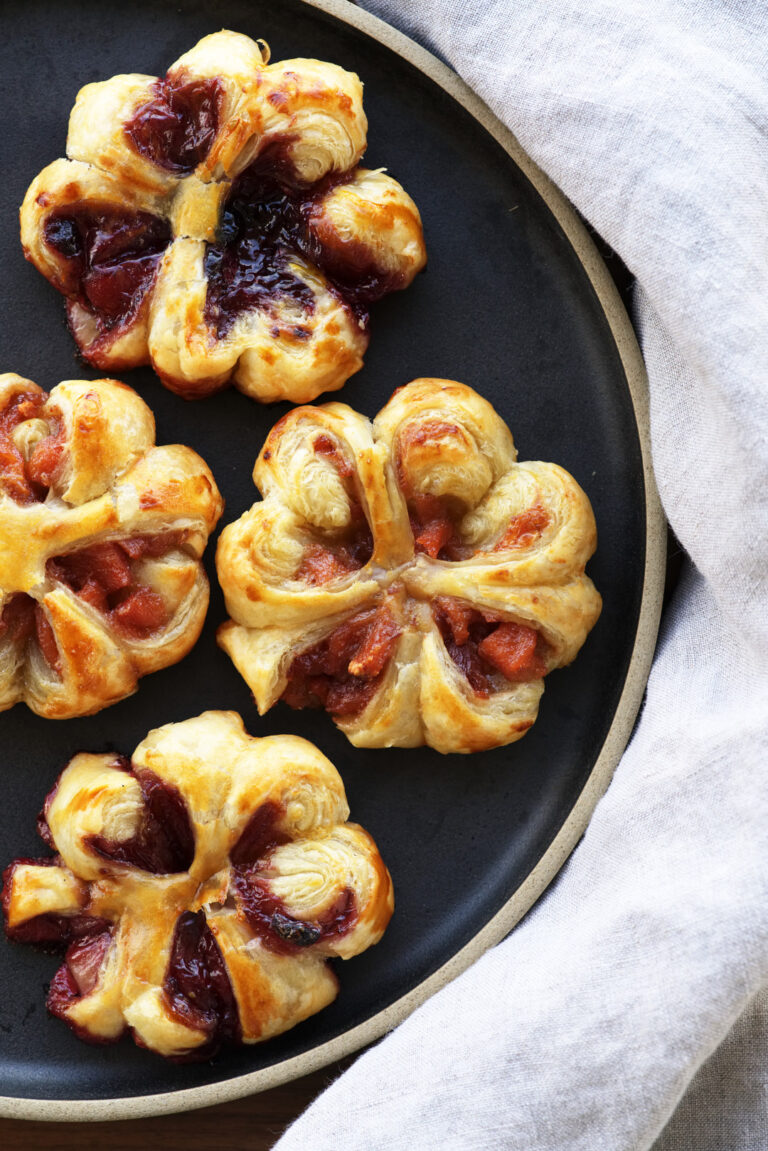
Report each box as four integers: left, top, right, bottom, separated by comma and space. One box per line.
276, 3, 768, 1147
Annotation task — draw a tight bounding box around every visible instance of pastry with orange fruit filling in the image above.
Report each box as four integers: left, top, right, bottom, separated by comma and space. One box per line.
1, 711, 393, 1059
20, 31, 426, 403
217, 378, 602, 754
0, 373, 222, 718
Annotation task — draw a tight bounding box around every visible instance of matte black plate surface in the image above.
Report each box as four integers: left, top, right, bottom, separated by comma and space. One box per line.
1, 0, 651, 1111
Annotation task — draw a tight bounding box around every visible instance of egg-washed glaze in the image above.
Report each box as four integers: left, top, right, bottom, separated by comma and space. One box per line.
216, 379, 603, 754
1, 711, 393, 1059
20, 31, 426, 403
0, 373, 222, 718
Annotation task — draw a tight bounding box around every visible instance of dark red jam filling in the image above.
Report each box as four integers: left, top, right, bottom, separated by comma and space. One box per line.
281, 603, 401, 718
203, 143, 406, 336
47, 533, 186, 639
0, 594, 61, 674
0, 391, 65, 504
229, 798, 358, 955
44, 205, 171, 332
125, 75, 223, 174
1, 857, 109, 944
47, 929, 117, 1045
232, 869, 356, 956
433, 597, 550, 695
230, 800, 290, 866
163, 909, 240, 1057
80, 764, 195, 875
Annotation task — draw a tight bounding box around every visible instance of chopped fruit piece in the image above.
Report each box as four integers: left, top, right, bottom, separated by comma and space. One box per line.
348, 607, 400, 678
294, 507, 373, 585
46, 537, 181, 638
26, 427, 65, 488
49, 543, 131, 596
117, 531, 186, 560
111, 588, 167, 636
0, 596, 61, 674
295, 544, 360, 585
325, 610, 377, 672
282, 604, 400, 718
34, 607, 62, 674
409, 494, 457, 558
434, 599, 549, 692
445, 638, 493, 696
0, 391, 47, 503
494, 504, 550, 550
478, 622, 548, 682
0, 594, 36, 646
433, 596, 475, 646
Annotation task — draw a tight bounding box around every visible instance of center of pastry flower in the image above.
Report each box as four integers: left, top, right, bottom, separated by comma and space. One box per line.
274, 427, 555, 717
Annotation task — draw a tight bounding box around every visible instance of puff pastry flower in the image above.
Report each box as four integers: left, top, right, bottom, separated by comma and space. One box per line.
2, 711, 393, 1059
0, 373, 222, 718
217, 379, 603, 754
20, 31, 426, 403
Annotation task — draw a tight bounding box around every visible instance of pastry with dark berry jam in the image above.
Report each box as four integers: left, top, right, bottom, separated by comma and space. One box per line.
0, 373, 222, 718
20, 31, 426, 403
2, 712, 393, 1059
217, 379, 603, 754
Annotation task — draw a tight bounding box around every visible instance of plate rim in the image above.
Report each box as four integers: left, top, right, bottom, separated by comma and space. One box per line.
0, 0, 666, 1122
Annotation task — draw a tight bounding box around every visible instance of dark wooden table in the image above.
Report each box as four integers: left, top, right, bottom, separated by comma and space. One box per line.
0, 1056, 355, 1149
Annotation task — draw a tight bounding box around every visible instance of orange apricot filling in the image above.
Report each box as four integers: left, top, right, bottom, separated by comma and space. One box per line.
494, 503, 550, 551
433, 597, 549, 696
0, 594, 61, 674
0, 391, 66, 504
282, 603, 400, 717
294, 506, 373, 585
47, 532, 186, 639
408, 493, 460, 559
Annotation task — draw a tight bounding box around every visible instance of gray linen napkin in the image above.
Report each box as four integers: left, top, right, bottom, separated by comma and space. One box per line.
276, 2, 768, 1147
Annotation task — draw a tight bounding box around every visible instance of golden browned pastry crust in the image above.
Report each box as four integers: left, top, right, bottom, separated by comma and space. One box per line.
20, 31, 426, 403
2, 711, 393, 1059
0, 373, 222, 718
216, 379, 602, 754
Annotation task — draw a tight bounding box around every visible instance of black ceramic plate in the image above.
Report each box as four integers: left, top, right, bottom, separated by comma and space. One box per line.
0, 0, 663, 1120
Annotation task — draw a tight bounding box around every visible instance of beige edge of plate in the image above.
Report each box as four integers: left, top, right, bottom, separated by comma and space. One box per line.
1, 0, 667, 1123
